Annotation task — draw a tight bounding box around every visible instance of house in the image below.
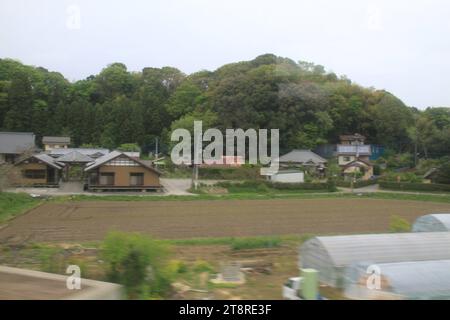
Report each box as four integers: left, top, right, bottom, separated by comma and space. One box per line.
276, 150, 327, 175
13, 153, 64, 186
42, 136, 71, 151
337, 134, 373, 180
84, 151, 162, 191
0, 132, 36, 164
341, 159, 373, 181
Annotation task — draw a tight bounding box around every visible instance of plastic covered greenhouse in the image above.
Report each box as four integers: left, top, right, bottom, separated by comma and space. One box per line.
299, 232, 450, 288
412, 213, 450, 232
344, 260, 450, 300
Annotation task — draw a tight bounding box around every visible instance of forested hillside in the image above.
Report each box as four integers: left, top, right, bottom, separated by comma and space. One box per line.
0, 54, 449, 157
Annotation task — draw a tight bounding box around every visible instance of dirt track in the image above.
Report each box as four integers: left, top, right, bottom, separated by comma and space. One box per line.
1, 198, 450, 243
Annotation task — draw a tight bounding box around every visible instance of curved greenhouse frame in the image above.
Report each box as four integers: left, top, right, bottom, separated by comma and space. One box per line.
344, 260, 450, 300
412, 213, 450, 232
300, 232, 450, 288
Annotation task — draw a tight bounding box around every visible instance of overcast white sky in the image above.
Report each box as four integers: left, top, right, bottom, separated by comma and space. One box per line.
1, 0, 449, 109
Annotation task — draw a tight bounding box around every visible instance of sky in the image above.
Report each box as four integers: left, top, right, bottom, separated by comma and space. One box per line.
0, 0, 449, 109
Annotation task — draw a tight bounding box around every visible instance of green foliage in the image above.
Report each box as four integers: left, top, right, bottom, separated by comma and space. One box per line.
379, 172, 422, 183
198, 167, 262, 180
216, 180, 331, 193
231, 237, 282, 250
336, 179, 378, 188
389, 215, 411, 233
1, 56, 447, 159
379, 181, 450, 193
433, 162, 450, 184
101, 231, 172, 299
192, 260, 215, 273
117, 143, 141, 152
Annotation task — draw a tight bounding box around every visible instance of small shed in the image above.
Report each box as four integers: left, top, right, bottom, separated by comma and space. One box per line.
344, 260, 450, 300
412, 213, 450, 232
299, 232, 450, 288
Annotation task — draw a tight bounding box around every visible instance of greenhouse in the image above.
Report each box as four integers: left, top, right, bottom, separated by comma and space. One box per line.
299, 232, 450, 288
344, 260, 450, 300
412, 213, 450, 232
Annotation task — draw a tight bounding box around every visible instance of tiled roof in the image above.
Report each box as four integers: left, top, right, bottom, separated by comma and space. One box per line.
56, 151, 94, 163
0, 132, 36, 154
277, 150, 327, 164
42, 136, 71, 144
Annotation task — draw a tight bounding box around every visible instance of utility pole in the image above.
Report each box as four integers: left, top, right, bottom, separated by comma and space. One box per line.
414, 140, 418, 168
155, 137, 159, 158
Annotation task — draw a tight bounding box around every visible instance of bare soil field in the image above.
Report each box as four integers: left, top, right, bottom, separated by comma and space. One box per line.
1, 198, 450, 243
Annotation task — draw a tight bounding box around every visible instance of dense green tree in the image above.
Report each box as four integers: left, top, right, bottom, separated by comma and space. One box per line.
0, 55, 448, 162
4, 71, 33, 131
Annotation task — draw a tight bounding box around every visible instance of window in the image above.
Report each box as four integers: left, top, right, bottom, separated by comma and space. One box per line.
130, 173, 144, 186
5, 154, 16, 163
24, 170, 46, 179
343, 156, 351, 162
99, 172, 115, 185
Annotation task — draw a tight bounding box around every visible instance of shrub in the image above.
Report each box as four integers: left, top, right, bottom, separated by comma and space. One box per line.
101, 231, 172, 299
198, 167, 262, 180
433, 162, 450, 184
192, 260, 214, 273
217, 180, 330, 193
379, 172, 422, 183
166, 260, 188, 274
379, 182, 450, 193
389, 215, 411, 233
336, 179, 378, 188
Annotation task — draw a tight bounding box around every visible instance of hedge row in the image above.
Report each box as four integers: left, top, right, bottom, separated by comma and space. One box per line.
336, 179, 378, 189
379, 182, 450, 192
217, 180, 330, 191
198, 167, 262, 180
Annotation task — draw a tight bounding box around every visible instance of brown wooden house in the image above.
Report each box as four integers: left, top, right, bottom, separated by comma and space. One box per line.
14, 154, 64, 186
84, 151, 162, 191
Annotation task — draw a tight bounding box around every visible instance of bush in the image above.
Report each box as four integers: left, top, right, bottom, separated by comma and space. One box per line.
101, 231, 172, 299
231, 237, 281, 250
389, 215, 411, 233
192, 260, 215, 273
216, 180, 330, 193
198, 167, 262, 180
166, 260, 188, 274
379, 182, 450, 193
433, 162, 450, 184
379, 172, 422, 183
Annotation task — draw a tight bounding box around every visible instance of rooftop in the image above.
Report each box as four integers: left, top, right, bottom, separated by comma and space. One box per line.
277, 149, 327, 165
56, 151, 95, 163
0, 132, 36, 154
42, 136, 71, 144
49, 148, 109, 157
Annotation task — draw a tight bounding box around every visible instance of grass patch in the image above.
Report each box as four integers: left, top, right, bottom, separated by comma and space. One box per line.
57, 191, 450, 204
0, 192, 42, 224
161, 234, 308, 248
231, 237, 282, 250
361, 192, 450, 203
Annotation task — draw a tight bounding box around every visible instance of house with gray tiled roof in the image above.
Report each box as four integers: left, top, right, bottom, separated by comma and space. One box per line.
0, 132, 36, 164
